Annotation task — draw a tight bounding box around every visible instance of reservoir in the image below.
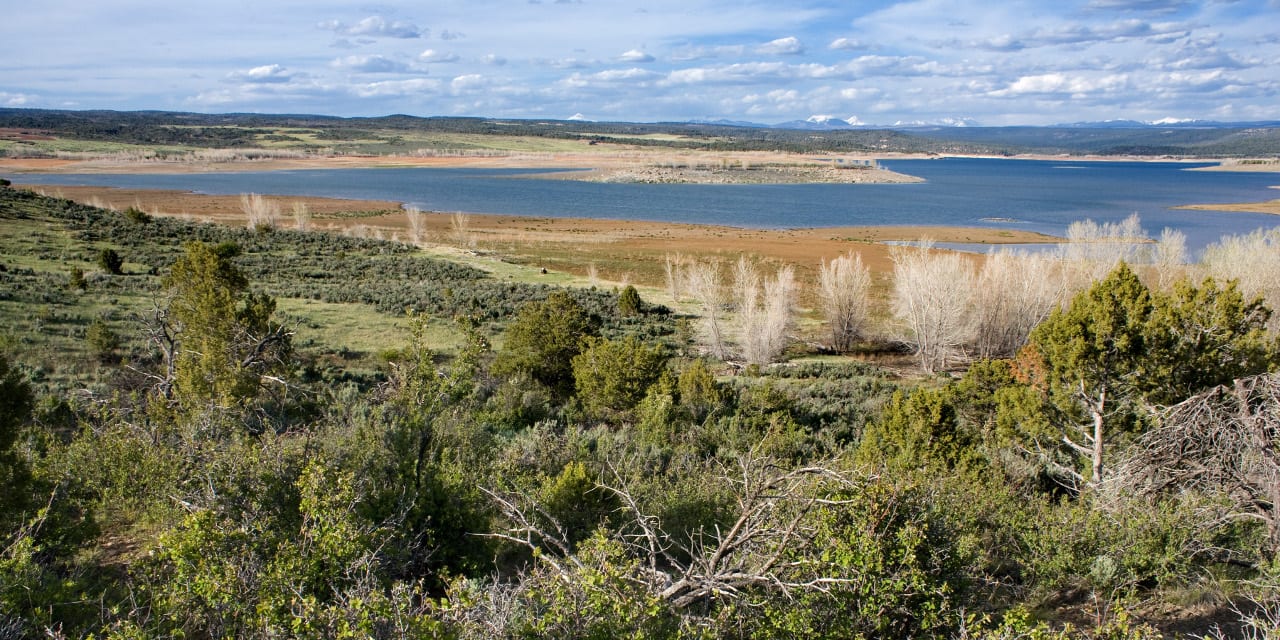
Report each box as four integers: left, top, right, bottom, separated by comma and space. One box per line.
9, 157, 1279, 254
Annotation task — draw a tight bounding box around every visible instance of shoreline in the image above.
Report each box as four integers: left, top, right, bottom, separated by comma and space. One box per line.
11, 182, 1060, 284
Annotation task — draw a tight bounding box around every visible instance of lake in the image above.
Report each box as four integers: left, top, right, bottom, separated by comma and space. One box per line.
9, 157, 1279, 254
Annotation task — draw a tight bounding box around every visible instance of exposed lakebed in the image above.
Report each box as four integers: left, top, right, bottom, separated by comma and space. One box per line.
9, 157, 1279, 254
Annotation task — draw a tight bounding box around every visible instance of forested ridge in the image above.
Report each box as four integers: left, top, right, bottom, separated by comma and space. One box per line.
2, 181, 1280, 638
5, 107, 1279, 157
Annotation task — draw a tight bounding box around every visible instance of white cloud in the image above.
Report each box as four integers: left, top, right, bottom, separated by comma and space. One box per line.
481, 54, 508, 66
419, 49, 460, 63
756, 36, 804, 55
320, 16, 424, 39
829, 38, 869, 50
567, 112, 588, 120
0, 92, 34, 106
229, 64, 295, 84
991, 72, 1130, 96
331, 55, 409, 73
352, 78, 441, 98
619, 49, 655, 63
451, 74, 489, 94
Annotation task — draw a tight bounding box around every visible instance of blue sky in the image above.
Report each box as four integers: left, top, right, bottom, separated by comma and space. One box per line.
2, 0, 1278, 125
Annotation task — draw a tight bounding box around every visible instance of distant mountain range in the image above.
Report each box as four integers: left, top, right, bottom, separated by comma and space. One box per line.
691, 116, 1280, 131
2, 107, 1278, 157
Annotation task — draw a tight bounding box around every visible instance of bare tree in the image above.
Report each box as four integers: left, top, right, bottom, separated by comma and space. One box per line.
1058, 213, 1149, 288
971, 249, 1063, 359
817, 252, 871, 352
450, 211, 474, 249
404, 205, 427, 246
663, 253, 686, 302
1202, 227, 1280, 333
684, 260, 729, 360
1115, 373, 1280, 559
890, 241, 975, 373
1145, 227, 1187, 291
290, 201, 311, 232
240, 193, 280, 230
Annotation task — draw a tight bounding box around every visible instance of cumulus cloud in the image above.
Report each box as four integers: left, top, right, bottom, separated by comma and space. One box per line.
481, 54, 508, 66
419, 49, 460, 63
331, 55, 409, 73
991, 72, 1130, 96
352, 78, 440, 98
1085, 0, 1193, 13
0, 92, 34, 106
320, 16, 424, 39
451, 74, 489, 94
618, 49, 655, 63
228, 64, 295, 84
757, 36, 805, 55
829, 38, 869, 50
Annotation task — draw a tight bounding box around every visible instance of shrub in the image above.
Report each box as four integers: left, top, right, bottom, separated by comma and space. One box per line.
97, 248, 123, 275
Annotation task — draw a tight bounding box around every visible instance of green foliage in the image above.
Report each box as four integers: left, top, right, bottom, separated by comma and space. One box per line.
122, 206, 151, 224
676, 358, 722, 423
752, 480, 966, 639
536, 462, 620, 547
85, 317, 120, 362
506, 532, 680, 640
165, 240, 291, 410
97, 247, 123, 275
67, 265, 86, 290
617, 284, 642, 317
1140, 276, 1277, 404
494, 291, 599, 396
0, 355, 33, 526
572, 335, 669, 420
859, 386, 977, 472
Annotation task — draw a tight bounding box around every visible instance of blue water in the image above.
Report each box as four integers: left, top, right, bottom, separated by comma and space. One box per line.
8, 158, 1279, 253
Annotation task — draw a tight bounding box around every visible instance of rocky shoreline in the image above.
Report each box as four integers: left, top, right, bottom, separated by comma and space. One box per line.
582, 163, 925, 185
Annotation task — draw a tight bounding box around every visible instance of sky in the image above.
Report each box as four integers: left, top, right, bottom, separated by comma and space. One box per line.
2, 0, 1279, 126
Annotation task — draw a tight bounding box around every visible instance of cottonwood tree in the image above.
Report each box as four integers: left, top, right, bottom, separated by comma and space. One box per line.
817, 251, 872, 352
1203, 226, 1280, 332
239, 192, 280, 230
404, 205, 426, 245
891, 241, 975, 373
1117, 373, 1280, 560
1057, 213, 1148, 288
734, 258, 796, 365
684, 259, 729, 360
971, 249, 1063, 359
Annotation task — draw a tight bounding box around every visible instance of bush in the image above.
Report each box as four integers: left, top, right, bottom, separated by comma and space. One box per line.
97, 248, 123, 275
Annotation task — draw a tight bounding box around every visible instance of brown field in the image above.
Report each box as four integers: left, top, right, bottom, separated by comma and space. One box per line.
13, 183, 1058, 295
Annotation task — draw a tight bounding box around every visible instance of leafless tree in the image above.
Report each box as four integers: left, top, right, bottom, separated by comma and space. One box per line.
731, 258, 796, 365
890, 240, 975, 373
817, 252, 872, 352
404, 205, 426, 246
1058, 213, 1148, 288
240, 192, 280, 230
482, 453, 863, 610
1145, 227, 1187, 291
1115, 373, 1280, 559
1202, 226, 1280, 333
664, 253, 686, 302
450, 211, 474, 249
971, 249, 1064, 359
684, 260, 730, 360
291, 201, 311, 232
